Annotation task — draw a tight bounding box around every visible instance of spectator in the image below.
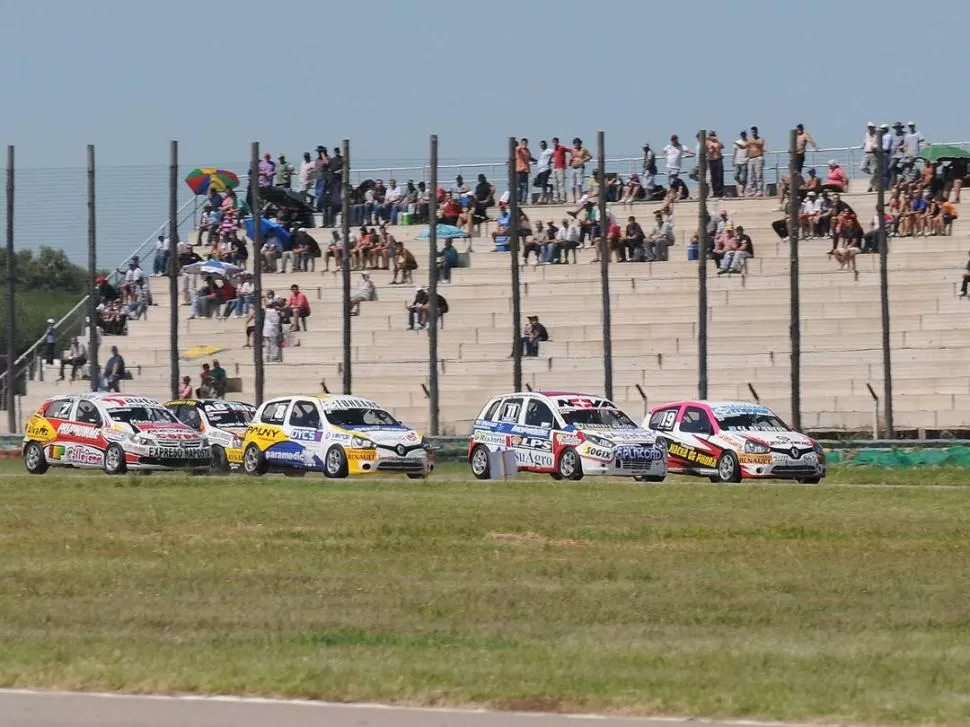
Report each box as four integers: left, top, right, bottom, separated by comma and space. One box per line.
519, 315, 549, 357
287, 284, 311, 332
58, 337, 86, 381
179, 376, 192, 399
313, 146, 330, 211
124, 280, 148, 320
645, 209, 675, 262
222, 274, 253, 318
733, 131, 748, 196
298, 152, 315, 201
623, 216, 646, 262
210, 359, 227, 398
706, 131, 725, 198
959, 250, 970, 298
382, 179, 404, 224
438, 239, 459, 282
406, 286, 429, 330
662, 134, 694, 186
275, 154, 294, 188
189, 276, 219, 319
903, 121, 927, 159
324, 230, 345, 272
491, 202, 512, 245
103, 345, 125, 392
471, 174, 495, 230
862, 122, 880, 191
523, 222, 543, 264
349, 273, 376, 316
800, 191, 821, 238
551, 137, 570, 204
291, 228, 319, 272
794, 124, 818, 174
862, 210, 891, 253
556, 218, 580, 264
153, 235, 170, 276
940, 198, 959, 235
535, 140, 553, 204
43, 318, 56, 364
719, 225, 754, 274
263, 299, 283, 362
802, 168, 821, 196
392, 245, 418, 285
822, 161, 848, 193
515, 138, 535, 204
832, 214, 863, 272
258, 152, 275, 187
120, 258, 144, 304
746, 126, 766, 197
642, 143, 658, 191
569, 138, 592, 203
619, 173, 643, 207
197, 363, 214, 397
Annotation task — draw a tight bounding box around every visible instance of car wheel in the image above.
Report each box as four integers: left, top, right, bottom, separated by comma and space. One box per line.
210, 445, 231, 473
470, 445, 491, 480
714, 451, 741, 483
104, 444, 127, 476
23, 442, 49, 475
797, 476, 822, 485
324, 446, 348, 479
557, 447, 583, 481
406, 473, 426, 480
242, 443, 267, 476
549, 473, 563, 481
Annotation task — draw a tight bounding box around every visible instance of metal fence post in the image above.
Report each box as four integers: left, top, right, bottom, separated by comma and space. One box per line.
5, 145, 15, 432
597, 130, 613, 401
87, 145, 99, 392
428, 135, 440, 434
788, 129, 802, 431
696, 131, 708, 400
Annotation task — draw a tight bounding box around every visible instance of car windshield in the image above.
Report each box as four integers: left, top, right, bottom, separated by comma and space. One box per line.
325, 408, 399, 427
561, 408, 637, 428
717, 413, 789, 432
108, 407, 180, 424
203, 403, 256, 427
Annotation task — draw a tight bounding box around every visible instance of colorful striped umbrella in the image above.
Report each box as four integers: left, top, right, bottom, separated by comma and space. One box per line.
184, 168, 240, 196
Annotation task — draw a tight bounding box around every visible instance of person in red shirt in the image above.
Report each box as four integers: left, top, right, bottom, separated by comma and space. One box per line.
286, 283, 311, 332
550, 137, 570, 203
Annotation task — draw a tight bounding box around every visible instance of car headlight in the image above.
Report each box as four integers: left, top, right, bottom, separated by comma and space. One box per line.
812, 441, 824, 456
131, 434, 155, 446
351, 436, 375, 449
743, 440, 770, 454
584, 434, 613, 448
229, 434, 243, 449
420, 438, 435, 452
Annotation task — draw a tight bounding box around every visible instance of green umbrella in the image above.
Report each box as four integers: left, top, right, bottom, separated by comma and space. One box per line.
919, 144, 970, 163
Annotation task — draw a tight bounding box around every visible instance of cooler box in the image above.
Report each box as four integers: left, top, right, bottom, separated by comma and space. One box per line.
399, 213, 411, 225
687, 244, 699, 261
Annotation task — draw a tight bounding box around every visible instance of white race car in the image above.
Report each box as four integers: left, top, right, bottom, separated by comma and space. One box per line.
165, 399, 256, 471
643, 400, 826, 483
23, 393, 212, 475
469, 391, 667, 481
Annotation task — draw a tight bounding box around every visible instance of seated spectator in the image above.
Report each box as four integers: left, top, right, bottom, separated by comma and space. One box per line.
374, 226, 397, 271
555, 218, 580, 264
822, 161, 848, 193
58, 337, 87, 382
179, 375, 192, 399
260, 240, 279, 273
197, 363, 215, 398
286, 284, 311, 332
940, 198, 959, 235
325, 231, 346, 272
351, 227, 374, 270
406, 286, 429, 330
414, 181, 431, 224
95, 275, 120, 303
214, 277, 235, 316
223, 274, 254, 318
712, 227, 736, 269
832, 214, 863, 272
799, 191, 820, 238
538, 221, 558, 264
645, 210, 675, 261
802, 168, 821, 197
197, 205, 218, 246
959, 250, 970, 298
719, 225, 754, 274
119, 258, 144, 304
519, 315, 549, 357
523, 222, 543, 264
189, 276, 219, 319
98, 300, 129, 335
392, 245, 418, 284
438, 192, 461, 226
862, 211, 892, 253
349, 273, 376, 315
491, 202, 512, 245
623, 216, 646, 262
124, 280, 148, 320
291, 228, 319, 272
619, 173, 643, 207
438, 239, 459, 282
209, 359, 227, 398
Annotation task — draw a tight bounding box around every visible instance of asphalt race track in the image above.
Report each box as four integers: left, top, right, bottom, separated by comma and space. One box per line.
0, 690, 825, 727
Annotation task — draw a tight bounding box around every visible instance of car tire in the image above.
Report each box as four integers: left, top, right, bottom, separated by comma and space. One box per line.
406, 473, 427, 480
714, 451, 741, 483
549, 473, 563, 481
242, 443, 267, 476
210, 445, 231, 473
104, 443, 127, 476
470, 445, 491, 480
324, 446, 348, 479
634, 475, 666, 483
23, 442, 49, 475
797, 476, 822, 485
556, 447, 583, 481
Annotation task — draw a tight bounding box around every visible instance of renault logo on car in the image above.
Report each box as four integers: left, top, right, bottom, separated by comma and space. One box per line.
790, 447, 799, 459
396, 444, 406, 456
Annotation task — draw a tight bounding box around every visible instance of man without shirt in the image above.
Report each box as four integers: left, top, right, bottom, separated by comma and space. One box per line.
746, 126, 766, 197
794, 123, 817, 174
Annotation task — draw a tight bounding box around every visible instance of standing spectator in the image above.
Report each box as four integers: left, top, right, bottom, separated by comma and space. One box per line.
746, 126, 766, 197
569, 138, 592, 203
313, 146, 330, 212
662, 134, 694, 186
642, 143, 657, 191
263, 300, 283, 362
153, 235, 169, 276
706, 131, 725, 198
298, 152, 315, 201
794, 124, 817, 174
58, 337, 86, 381
863, 122, 880, 191
103, 345, 125, 392
535, 140, 553, 204
258, 153, 275, 187
959, 250, 970, 298
275, 155, 294, 188
551, 137, 570, 204
733, 131, 749, 196
209, 359, 228, 398
904, 121, 927, 160
179, 376, 192, 399
515, 138, 535, 204
43, 318, 56, 365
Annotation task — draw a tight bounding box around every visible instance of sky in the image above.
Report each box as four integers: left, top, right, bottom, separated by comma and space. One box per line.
2, 0, 969, 263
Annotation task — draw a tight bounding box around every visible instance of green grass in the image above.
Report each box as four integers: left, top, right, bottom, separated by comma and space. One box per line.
0, 471, 969, 725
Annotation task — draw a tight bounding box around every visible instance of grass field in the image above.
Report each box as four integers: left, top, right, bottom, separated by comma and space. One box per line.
0, 468, 968, 726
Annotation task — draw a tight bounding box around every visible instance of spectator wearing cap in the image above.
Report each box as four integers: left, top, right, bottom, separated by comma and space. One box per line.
863, 122, 880, 190
802, 168, 821, 197
800, 191, 821, 238
42, 318, 57, 365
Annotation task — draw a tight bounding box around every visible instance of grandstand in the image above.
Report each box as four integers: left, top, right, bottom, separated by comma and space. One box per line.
9, 191, 969, 437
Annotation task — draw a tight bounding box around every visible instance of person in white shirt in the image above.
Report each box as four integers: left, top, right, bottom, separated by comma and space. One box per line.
733, 131, 749, 196
262, 300, 283, 362
298, 152, 316, 201
662, 134, 695, 184
535, 140, 554, 204
862, 122, 880, 191
799, 191, 821, 238
120, 259, 144, 304
153, 235, 170, 276
903, 121, 927, 159
556, 218, 580, 264
382, 179, 404, 224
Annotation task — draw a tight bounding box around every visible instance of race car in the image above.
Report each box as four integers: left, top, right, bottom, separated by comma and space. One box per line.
22, 393, 212, 475
239, 395, 433, 478
643, 400, 825, 483
468, 391, 666, 481
165, 399, 256, 471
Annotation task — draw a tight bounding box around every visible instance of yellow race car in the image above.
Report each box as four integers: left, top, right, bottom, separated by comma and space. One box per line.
240, 395, 433, 478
